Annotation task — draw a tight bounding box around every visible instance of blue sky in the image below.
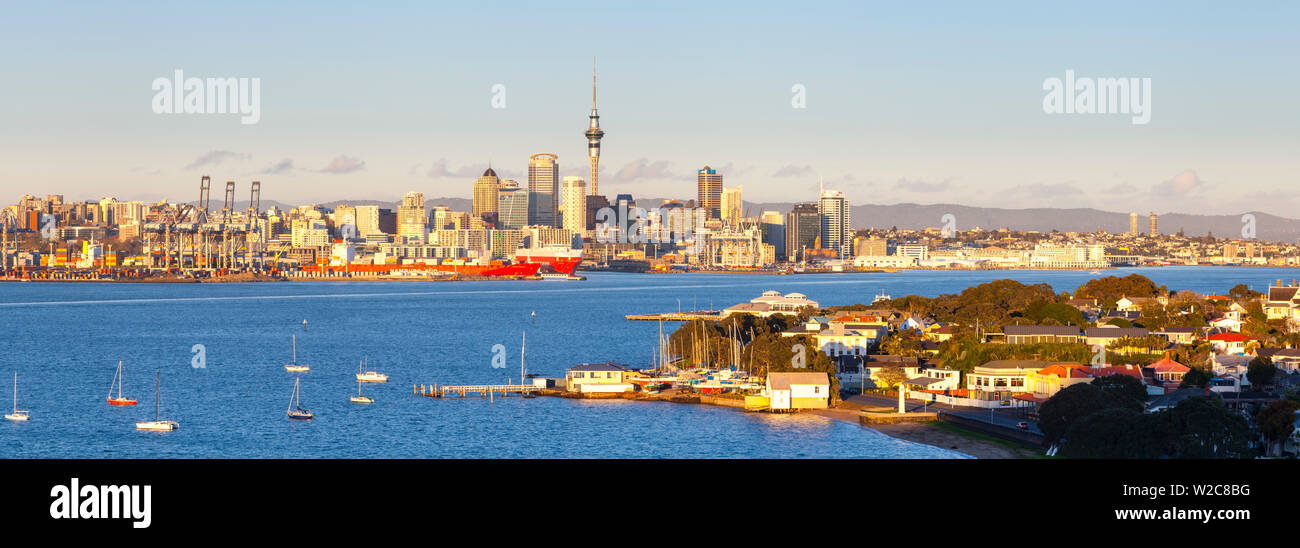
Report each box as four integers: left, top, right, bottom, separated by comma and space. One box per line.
1, 1, 1297, 216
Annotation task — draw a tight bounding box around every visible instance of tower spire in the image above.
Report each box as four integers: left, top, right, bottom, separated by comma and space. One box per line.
585, 56, 605, 197
592, 56, 597, 109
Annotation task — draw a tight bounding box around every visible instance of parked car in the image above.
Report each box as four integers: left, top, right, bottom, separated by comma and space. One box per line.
1016, 421, 1030, 431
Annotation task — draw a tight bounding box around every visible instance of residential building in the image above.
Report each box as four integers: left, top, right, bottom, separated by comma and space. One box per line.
818, 189, 850, 259
528, 153, 559, 227
697, 166, 723, 219
1003, 325, 1084, 345
720, 185, 743, 226
397, 191, 426, 243
559, 176, 587, 234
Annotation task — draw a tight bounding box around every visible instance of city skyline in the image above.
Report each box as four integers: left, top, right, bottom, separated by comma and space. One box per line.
1, 2, 1297, 217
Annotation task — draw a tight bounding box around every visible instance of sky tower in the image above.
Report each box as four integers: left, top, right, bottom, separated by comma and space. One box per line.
585, 57, 605, 197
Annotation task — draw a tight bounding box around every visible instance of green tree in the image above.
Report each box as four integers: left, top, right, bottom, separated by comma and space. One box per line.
1247, 355, 1277, 387
1255, 399, 1300, 456
1180, 367, 1212, 388
1038, 383, 1143, 444
1091, 374, 1148, 405
1021, 300, 1087, 326
1154, 397, 1254, 458
1062, 408, 1158, 458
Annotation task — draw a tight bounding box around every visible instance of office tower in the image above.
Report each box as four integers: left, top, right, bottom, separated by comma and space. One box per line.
721, 185, 743, 227
818, 189, 851, 258
472, 167, 501, 220
760, 210, 785, 259
497, 180, 529, 229
855, 237, 888, 257
560, 176, 587, 234
785, 203, 820, 262
397, 191, 426, 243
1129, 212, 1139, 236
585, 194, 610, 231
528, 153, 559, 226
429, 205, 451, 230
697, 166, 722, 219
354, 205, 380, 236
585, 58, 604, 197
1149, 212, 1158, 237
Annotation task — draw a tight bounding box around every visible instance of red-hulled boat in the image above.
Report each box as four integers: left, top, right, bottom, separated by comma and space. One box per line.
513, 247, 583, 275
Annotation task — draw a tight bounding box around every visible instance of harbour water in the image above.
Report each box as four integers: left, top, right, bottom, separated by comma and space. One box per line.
2, 266, 1296, 458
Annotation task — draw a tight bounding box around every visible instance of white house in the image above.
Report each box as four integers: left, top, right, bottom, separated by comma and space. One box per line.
766, 372, 830, 410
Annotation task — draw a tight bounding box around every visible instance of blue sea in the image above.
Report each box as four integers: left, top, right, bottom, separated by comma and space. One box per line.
1, 266, 1295, 458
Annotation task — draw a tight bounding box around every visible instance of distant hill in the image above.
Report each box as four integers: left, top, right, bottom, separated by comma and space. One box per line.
215, 196, 1300, 243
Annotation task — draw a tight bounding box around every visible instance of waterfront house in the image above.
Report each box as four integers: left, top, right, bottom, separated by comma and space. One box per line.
765, 372, 830, 410
1116, 296, 1161, 313
565, 362, 636, 393
1004, 325, 1085, 345
965, 360, 1061, 401
926, 324, 956, 342
1026, 363, 1093, 398
1206, 332, 1258, 355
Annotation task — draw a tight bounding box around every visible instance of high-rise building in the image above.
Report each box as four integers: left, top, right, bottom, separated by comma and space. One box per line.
721, 185, 743, 227
397, 191, 426, 243
1129, 212, 1139, 236
528, 153, 559, 227
585, 58, 604, 197
429, 205, 452, 230
854, 237, 888, 257
355, 205, 381, 236
585, 195, 609, 231
560, 176, 587, 234
472, 167, 501, 220
1149, 212, 1159, 237
697, 166, 722, 219
759, 210, 785, 259
497, 180, 529, 229
818, 189, 851, 258
785, 203, 820, 262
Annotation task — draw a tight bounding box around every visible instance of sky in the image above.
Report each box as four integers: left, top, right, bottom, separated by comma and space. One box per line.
1, 1, 1297, 217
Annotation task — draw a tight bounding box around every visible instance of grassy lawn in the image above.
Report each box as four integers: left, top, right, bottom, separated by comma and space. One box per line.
931, 421, 1053, 458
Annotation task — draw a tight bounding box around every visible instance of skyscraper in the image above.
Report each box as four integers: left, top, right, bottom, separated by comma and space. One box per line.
785, 203, 820, 262
721, 185, 743, 227
818, 189, 851, 258
472, 167, 501, 220
1149, 212, 1159, 237
397, 191, 426, 243
760, 210, 785, 259
528, 153, 559, 227
697, 166, 722, 219
585, 57, 604, 197
560, 176, 587, 234
497, 180, 529, 229
1129, 212, 1139, 236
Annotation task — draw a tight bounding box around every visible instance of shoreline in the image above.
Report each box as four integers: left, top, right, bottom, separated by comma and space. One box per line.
536, 388, 1037, 459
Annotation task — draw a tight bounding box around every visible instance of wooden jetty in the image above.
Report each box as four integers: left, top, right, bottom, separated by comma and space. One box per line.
625, 310, 722, 322
415, 383, 541, 398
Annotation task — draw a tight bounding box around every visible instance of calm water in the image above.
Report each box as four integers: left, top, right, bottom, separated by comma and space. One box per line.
1, 266, 1295, 458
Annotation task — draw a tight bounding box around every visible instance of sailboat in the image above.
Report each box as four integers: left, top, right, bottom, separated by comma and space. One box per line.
107, 360, 137, 406
355, 357, 388, 383
287, 377, 313, 420
350, 379, 374, 404
285, 334, 310, 372
5, 373, 29, 422
135, 371, 178, 431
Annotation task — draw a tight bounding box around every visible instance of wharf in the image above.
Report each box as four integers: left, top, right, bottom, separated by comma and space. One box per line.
415, 383, 542, 398
625, 310, 723, 322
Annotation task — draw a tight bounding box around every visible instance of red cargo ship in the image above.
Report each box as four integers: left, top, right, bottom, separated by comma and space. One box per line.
302, 261, 542, 277
512, 247, 583, 275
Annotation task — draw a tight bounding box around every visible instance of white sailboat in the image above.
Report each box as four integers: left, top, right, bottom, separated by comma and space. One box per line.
135, 371, 178, 431
355, 357, 387, 383
350, 380, 374, 404
287, 377, 314, 419
5, 372, 29, 421
285, 334, 310, 372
